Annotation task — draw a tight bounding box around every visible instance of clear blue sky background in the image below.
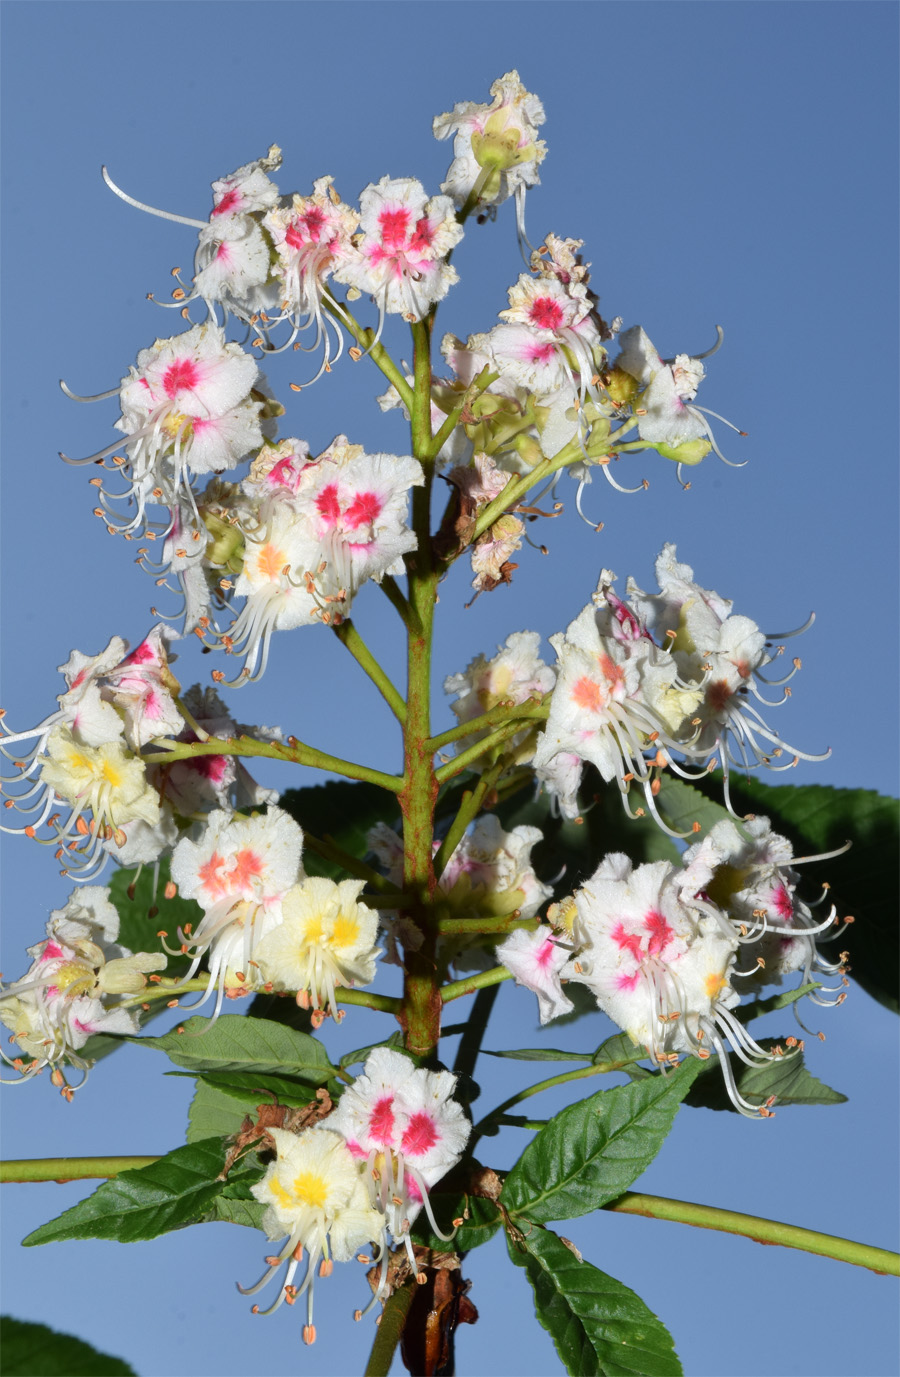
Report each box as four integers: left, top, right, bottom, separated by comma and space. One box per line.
1, 4, 897, 1376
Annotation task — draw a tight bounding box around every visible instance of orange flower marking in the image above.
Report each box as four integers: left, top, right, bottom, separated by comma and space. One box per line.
257, 543, 288, 582
571, 676, 605, 712
230, 847, 265, 892
197, 849, 229, 899
597, 652, 624, 690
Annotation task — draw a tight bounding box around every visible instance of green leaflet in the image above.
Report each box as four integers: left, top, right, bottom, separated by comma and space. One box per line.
186, 1077, 260, 1143
501, 1059, 702, 1224
684, 1041, 847, 1111
339, 1030, 409, 1070
482, 1047, 596, 1064
134, 1014, 335, 1082
507, 1226, 682, 1377
182, 1071, 320, 1143
591, 1028, 845, 1109
410, 1193, 501, 1253
22, 1138, 230, 1247
207, 1195, 268, 1231
0, 1317, 137, 1376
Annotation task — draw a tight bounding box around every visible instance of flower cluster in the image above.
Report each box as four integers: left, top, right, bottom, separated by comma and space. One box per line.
533, 544, 826, 827
214, 434, 424, 682
167, 808, 381, 1024
240, 1049, 470, 1342
0, 631, 275, 880
0, 887, 165, 1092
499, 814, 848, 1117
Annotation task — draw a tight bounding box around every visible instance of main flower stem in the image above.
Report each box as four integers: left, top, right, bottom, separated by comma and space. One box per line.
399, 317, 442, 1058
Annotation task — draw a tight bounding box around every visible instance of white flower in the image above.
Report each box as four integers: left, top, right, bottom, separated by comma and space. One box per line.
36, 727, 161, 879
496, 927, 574, 1024
328, 1049, 469, 1262
626, 545, 828, 803
533, 574, 684, 829
0, 887, 165, 1091
103, 625, 183, 749
264, 177, 360, 371
444, 630, 555, 767
333, 176, 463, 322
254, 877, 381, 1019
565, 854, 785, 1117
434, 70, 546, 213
682, 817, 848, 1003
169, 806, 304, 1019
240, 1127, 384, 1344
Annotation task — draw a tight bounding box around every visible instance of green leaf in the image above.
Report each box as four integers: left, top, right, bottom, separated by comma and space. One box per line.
0, 1317, 137, 1376
279, 779, 399, 879
501, 1058, 702, 1224
685, 1040, 847, 1111
482, 1048, 595, 1064
135, 1014, 335, 1082
186, 1077, 260, 1144
507, 1226, 682, 1377
678, 773, 899, 1013
207, 1195, 267, 1231
339, 1030, 408, 1070
591, 1034, 652, 1076
182, 1071, 319, 1144
22, 1138, 229, 1246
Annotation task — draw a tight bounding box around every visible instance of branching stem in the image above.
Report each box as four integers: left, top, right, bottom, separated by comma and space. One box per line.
332, 619, 406, 724
141, 733, 401, 793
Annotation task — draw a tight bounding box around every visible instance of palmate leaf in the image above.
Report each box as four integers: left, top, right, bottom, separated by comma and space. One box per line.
673, 773, 899, 1012
22, 1138, 230, 1247
134, 1014, 335, 1082
0, 1316, 137, 1377
507, 1226, 682, 1377
501, 1059, 701, 1225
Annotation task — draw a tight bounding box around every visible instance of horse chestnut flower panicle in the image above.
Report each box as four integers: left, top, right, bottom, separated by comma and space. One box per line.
564, 853, 798, 1118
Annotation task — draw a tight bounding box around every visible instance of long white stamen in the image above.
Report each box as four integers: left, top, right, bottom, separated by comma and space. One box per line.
101, 166, 208, 230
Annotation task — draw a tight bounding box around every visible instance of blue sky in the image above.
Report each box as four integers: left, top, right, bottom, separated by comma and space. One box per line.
1, 4, 898, 1376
